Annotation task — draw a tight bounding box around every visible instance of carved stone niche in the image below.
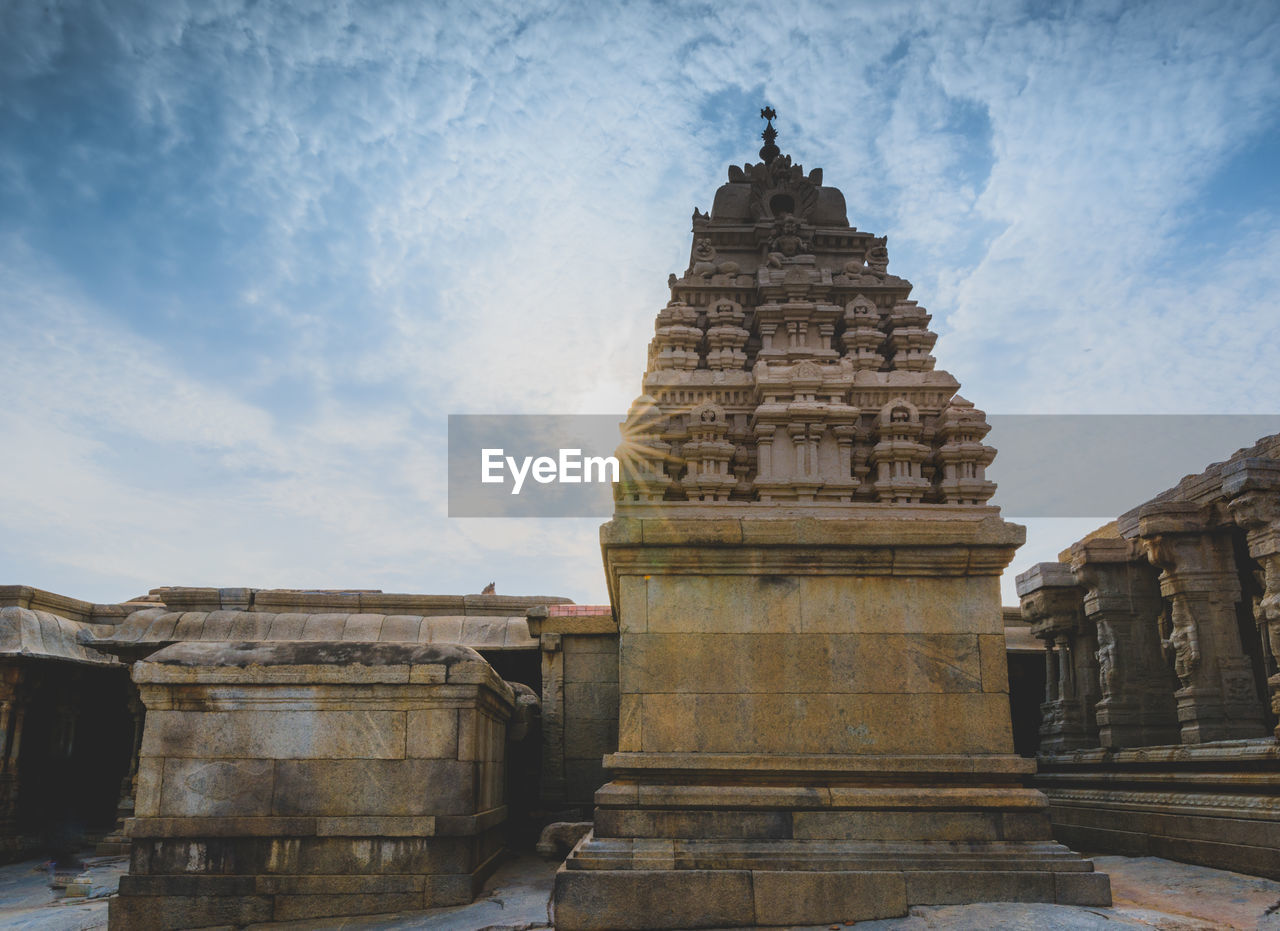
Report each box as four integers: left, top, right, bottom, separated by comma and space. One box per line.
840, 294, 886, 371
1138, 501, 1268, 744
681, 401, 738, 503
1222, 457, 1280, 738
647, 301, 702, 372
935, 397, 997, 506
1068, 538, 1180, 749
870, 399, 930, 504
1016, 562, 1100, 752
704, 300, 749, 372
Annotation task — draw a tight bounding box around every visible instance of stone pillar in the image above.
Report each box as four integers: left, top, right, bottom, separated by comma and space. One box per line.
1139, 502, 1268, 743
1044, 641, 1058, 703
0, 665, 25, 859
536, 624, 567, 805
98, 681, 146, 857
1222, 458, 1280, 739
1017, 563, 1100, 751
1069, 538, 1180, 748
528, 605, 620, 812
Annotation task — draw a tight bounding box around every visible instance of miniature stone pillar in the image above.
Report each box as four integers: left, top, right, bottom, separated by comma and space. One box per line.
1069, 539, 1181, 748
1138, 502, 1268, 743
530, 608, 568, 804
1222, 458, 1280, 739
1017, 563, 1100, 751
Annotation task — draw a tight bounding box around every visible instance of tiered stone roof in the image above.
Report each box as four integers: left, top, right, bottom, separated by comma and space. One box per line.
618, 138, 996, 507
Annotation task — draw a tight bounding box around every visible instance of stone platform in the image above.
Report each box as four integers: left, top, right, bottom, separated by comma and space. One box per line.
556, 754, 1108, 928
2, 850, 1278, 930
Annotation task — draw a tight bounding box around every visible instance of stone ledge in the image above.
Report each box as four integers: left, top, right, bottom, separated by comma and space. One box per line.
603, 508, 1024, 548
599, 751, 1037, 776
130, 641, 513, 702
595, 784, 1048, 812
88, 612, 541, 653
602, 544, 1022, 581
566, 835, 1097, 872
526, 606, 617, 636
1038, 738, 1280, 766
160, 588, 572, 616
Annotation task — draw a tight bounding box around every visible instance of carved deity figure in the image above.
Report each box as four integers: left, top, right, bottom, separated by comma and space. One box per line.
1256, 567, 1280, 673
1159, 596, 1201, 689
1095, 625, 1118, 701
768, 214, 810, 259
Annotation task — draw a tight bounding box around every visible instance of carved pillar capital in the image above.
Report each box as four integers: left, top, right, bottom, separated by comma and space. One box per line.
1221, 457, 1280, 737
1016, 562, 1099, 751
1138, 502, 1239, 591
1136, 500, 1267, 743
1016, 562, 1085, 640
1223, 458, 1280, 556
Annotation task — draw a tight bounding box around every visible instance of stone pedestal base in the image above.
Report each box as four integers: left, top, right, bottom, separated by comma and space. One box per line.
559, 508, 1111, 929
1038, 740, 1280, 880
554, 754, 1110, 929
108, 640, 514, 930
111, 824, 505, 928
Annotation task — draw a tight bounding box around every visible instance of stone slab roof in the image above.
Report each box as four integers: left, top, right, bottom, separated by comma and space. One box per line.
1002, 624, 1042, 654
81, 609, 538, 653
1116, 431, 1280, 536
0, 606, 120, 666
0, 584, 151, 625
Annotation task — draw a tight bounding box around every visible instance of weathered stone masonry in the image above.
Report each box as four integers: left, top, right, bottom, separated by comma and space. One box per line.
1018, 435, 1280, 879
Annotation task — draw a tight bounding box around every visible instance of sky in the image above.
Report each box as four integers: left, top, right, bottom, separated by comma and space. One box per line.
2, 0, 1278, 607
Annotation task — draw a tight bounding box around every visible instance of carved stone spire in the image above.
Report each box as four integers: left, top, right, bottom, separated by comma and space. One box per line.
616, 125, 999, 509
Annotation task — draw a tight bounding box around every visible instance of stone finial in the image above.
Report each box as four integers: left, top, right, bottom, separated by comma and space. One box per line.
759, 106, 780, 163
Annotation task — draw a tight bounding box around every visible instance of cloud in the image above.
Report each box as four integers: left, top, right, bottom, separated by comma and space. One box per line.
1, 0, 1278, 603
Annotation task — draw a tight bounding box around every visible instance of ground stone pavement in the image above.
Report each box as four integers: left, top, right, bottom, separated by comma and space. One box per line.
0, 851, 1276, 929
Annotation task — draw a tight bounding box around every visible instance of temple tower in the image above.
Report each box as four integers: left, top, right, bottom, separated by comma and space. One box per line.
553, 113, 1110, 928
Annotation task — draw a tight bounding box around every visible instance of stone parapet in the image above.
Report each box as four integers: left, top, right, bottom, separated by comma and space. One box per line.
153, 587, 570, 616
